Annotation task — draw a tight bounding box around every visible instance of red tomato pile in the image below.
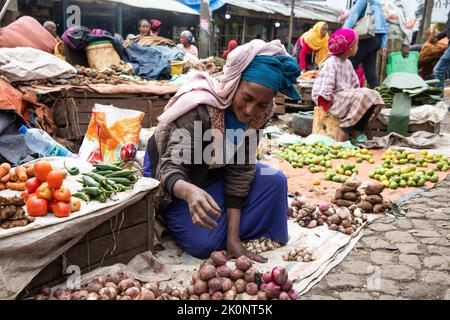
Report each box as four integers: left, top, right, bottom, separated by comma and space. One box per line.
21, 160, 81, 218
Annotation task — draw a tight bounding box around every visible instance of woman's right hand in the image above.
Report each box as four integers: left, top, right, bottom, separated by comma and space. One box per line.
173, 180, 222, 229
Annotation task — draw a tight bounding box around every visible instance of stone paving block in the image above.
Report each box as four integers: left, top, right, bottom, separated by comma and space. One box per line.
368, 223, 397, 232
420, 238, 450, 246
325, 273, 364, 289
362, 237, 397, 250
411, 219, 436, 230
399, 254, 422, 269
421, 270, 450, 285
396, 243, 423, 255
309, 295, 338, 300
404, 282, 442, 299
341, 260, 373, 275
423, 256, 449, 270
424, 211, 448, 220
385, 231, 417, 243
427, 246, 450, 256
367, 279, 401, 296
445, 289, 450, 300
395, 218, 413, 229
370, 251, 397, 265
339, 292, 372, 300
409, 229, 441, 238
378, 295, 407, 300
405, 212, 426, 219
381, 265, 416, 281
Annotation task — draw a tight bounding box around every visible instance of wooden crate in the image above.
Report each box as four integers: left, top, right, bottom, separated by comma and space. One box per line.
312, 106, 340, 140
18, 193, 155, 299
367, 119, 441, 138
273, 93, 285, 115
284, 85, 314, 111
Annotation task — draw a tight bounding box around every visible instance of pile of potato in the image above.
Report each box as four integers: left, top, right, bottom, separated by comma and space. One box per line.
282, 248, 317, 262
243, 238, 282, 254
357, 182, 391, 214
331, 181, 362, 208
34, 251, 299, 300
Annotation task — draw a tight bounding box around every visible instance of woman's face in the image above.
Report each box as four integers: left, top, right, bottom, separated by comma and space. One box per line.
320, 24, 329, 38
139, 22, 150, 35
349, 42, 359, 57
231, 80, 275, 124
180, 35, 189, 46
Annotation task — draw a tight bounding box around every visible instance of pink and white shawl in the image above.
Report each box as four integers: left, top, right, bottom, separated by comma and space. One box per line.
158, 39, 288, 124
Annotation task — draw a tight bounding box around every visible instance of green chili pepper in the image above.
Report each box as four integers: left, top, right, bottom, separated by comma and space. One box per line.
64, 162, 80, 176
93, 163, 123, 171
96, 193, 107, 203
83, 187, 102, 196
82, 176, 101, 188
92, 170, 116, 176
84, 172, 108, 183
72, 192, 91, 202
107, 177, 132, 186
106, 170, 140, 178
116, 184, 132, 192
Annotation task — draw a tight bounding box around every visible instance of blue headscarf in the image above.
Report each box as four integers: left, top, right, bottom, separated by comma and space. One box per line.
241, 55, 302, 101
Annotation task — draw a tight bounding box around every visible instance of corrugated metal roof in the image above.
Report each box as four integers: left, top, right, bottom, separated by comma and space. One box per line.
108, 0, 199, 15
223, 0, 341, 23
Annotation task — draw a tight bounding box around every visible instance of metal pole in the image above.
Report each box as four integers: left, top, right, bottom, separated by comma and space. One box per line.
0, 0, 12, 23
199, 0, 211, 58
287, 0, 295, 46
418, 0, 434, 43
62, 0, 69, 32
116, 4, 123, 36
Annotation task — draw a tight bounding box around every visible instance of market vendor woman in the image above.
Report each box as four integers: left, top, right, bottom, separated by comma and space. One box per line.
144, 40, 300, 262
312, 29, 385, 142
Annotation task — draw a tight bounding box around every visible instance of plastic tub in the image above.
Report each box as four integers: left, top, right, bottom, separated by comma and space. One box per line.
170, 61, 184, 76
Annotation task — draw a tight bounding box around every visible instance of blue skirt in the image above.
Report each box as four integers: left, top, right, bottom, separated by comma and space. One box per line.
163, 163, 289, 259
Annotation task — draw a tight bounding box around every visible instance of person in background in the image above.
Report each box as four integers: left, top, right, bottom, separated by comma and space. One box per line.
343, 0, 388, 88
223, 39, 238, 59
177, 30, 198, 57
137, 19, 150, 36
293, 22, 329, 73
312, 29, 385, 142
433, 10, 450, 88
43, 21, 61, 41
150, 19, 162, 37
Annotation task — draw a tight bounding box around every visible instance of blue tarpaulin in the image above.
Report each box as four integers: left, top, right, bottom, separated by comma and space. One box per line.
177, 0, 227, 12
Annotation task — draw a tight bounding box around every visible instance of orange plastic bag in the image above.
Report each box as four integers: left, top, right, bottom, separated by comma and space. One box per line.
79, 104, 144, 164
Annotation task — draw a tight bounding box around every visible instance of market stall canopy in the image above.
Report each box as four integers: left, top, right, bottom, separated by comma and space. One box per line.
177, 0, 227, 12
108, 0, 199, 15
218, 0, 341, 23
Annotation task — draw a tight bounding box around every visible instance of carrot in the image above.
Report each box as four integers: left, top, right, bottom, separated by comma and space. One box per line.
5, 182, 26, 191
9, 171, 17, 182
26, 165, 35, 178
0, 163, 11, 179
15, 166, 28, 182
0, 182, 5, 191
1, 173, 10, 183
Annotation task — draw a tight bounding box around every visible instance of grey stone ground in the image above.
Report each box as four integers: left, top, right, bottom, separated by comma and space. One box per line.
301, 112, 450, 300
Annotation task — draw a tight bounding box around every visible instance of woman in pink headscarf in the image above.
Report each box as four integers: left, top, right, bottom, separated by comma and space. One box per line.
312, 29, 385, 141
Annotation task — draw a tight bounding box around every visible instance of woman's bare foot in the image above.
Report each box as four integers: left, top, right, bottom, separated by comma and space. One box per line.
227, 239, 268, 263
337, 128, 350, 142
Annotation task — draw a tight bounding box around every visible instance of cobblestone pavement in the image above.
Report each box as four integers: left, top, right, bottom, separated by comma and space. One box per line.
302, 112, 450, 300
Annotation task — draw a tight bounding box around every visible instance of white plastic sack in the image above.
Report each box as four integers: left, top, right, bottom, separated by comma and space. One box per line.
378, 101, 448, 125
0, 47, 76, 82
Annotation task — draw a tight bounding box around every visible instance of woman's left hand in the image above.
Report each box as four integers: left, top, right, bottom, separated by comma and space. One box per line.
379, 48, 387, 57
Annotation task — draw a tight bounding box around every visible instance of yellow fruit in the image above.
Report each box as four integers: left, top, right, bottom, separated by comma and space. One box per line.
313, 179, 321, 185
421, 151, 428, 156
382, 180, 390, 187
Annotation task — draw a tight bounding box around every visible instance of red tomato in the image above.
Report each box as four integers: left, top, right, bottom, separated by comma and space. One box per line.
48, 200, 57, 213
27, 193, 38, 202
47, 170, 64, 190
53, 202, 70, 218
34, 161, 53, 182
53, 187, 71, 203
36, 182, 53, 201
26, 198, 48, 217
25, 177, 41, 194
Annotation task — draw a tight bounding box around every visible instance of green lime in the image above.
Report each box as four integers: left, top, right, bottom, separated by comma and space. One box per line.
389, 181, 398, 189
430, 176, 439, 183
399, 180, 407, 188
332, 176, 341, 183
417, 179, 426, 187
345, 170, 352, 176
